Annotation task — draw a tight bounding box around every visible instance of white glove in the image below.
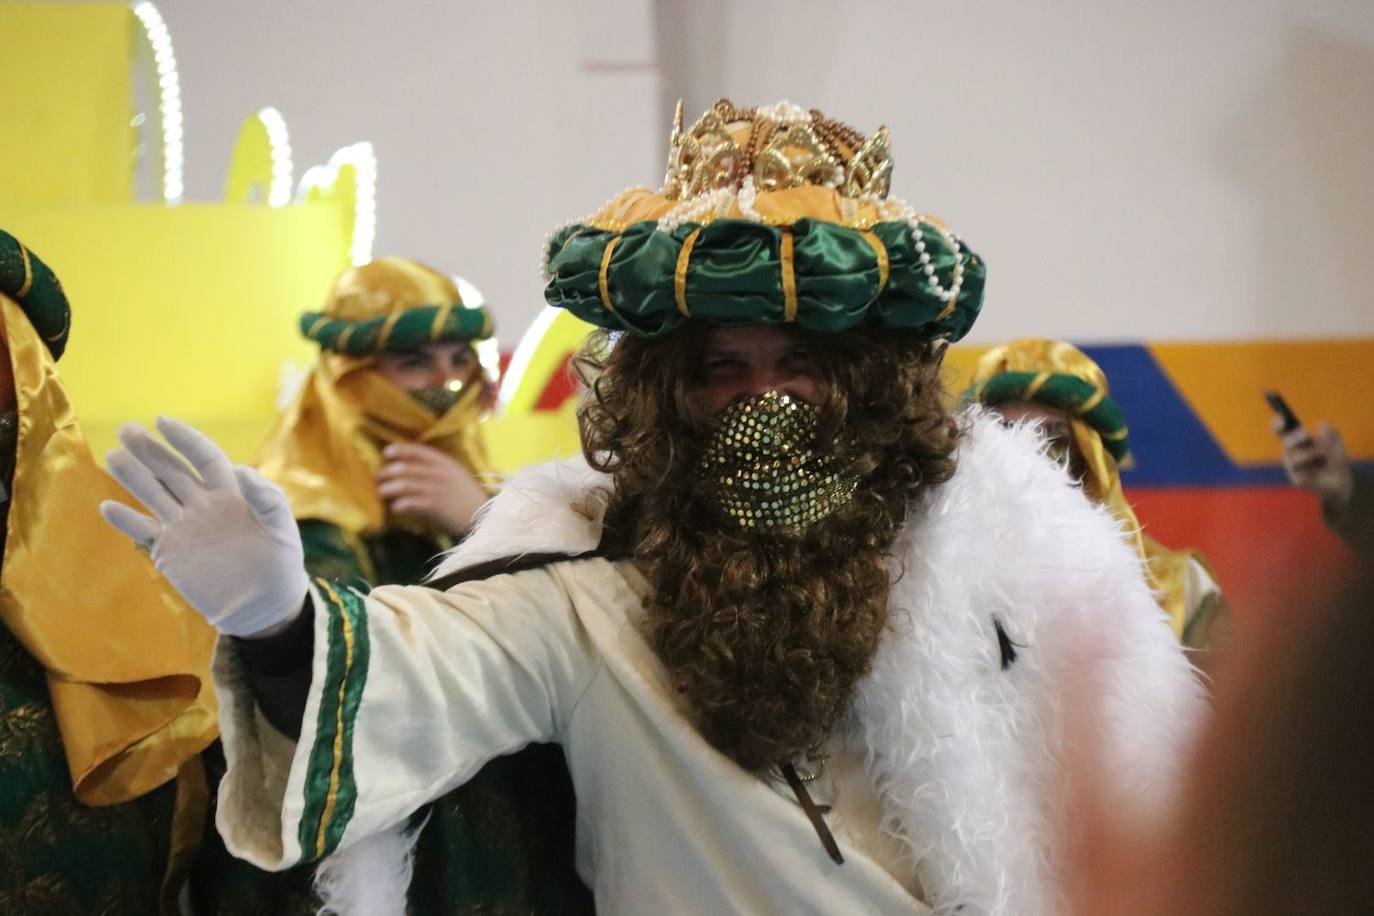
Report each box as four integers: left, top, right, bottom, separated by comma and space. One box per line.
100, 417, 309, 638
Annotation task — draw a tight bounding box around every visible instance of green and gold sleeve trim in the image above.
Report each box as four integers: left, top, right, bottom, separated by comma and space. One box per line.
971, 370, 1132, 463
300, 302, 493, 355
544, 217, 985, 341
0, 229, 72, 360
298, 578, 371, 861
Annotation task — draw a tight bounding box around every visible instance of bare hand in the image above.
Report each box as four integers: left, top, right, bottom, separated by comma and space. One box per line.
376, 443, 489, 536
1276, 419, 1354, 515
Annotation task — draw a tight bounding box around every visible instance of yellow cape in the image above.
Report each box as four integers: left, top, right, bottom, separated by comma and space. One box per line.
255, 351, 491, 541
0, 293, 217, 806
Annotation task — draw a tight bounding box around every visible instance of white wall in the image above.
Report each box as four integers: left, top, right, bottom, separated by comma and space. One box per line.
157, 0, 1373, 343
155, 0, 661, 342
656, 0, 1374, 343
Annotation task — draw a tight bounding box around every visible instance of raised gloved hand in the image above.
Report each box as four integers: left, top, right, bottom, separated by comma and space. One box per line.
100, 417, 308, 638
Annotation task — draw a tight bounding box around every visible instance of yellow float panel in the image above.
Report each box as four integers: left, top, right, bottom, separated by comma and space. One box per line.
0, 2, 135, 205
5, 203, 351, 461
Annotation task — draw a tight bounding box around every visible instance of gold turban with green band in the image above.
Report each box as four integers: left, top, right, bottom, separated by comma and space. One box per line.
0, 231, 218, 806
299, 256, 493, 355
544, 99, 986, 340
258, 257, 494, 544
968, 338, 1206, 639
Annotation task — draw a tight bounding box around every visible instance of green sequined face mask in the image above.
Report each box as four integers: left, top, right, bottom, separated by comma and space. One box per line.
695, 391, 860, 532
409, 379, 467, 416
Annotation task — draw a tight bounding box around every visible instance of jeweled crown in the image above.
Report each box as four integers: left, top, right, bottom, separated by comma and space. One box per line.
662, 99, 893, 201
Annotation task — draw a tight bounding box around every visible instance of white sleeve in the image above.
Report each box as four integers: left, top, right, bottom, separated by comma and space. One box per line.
211, 562, 600, 870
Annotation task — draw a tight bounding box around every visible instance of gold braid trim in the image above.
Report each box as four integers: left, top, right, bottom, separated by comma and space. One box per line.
1023, 371, 1053, 401
675, 228, 703, 317
934, 291, 960, 323
334, 325, 356, 352
15, 244, 33, 298
780, 229, 798, 322
429, 302, 454, 341
598, 236, 622, 313
374, 309, 406, 351
1075, 385, 1108, 415
306, 316, 331, 338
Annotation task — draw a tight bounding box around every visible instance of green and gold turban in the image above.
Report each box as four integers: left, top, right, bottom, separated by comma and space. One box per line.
0, 229, 71, 360
543, 99, 986, 340
300, 256, 493, 355
966, 338, 1220, 645
967, 338, 1131, 465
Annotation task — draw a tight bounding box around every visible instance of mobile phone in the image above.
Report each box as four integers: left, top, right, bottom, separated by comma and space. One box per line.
1264, 390, 1302, 434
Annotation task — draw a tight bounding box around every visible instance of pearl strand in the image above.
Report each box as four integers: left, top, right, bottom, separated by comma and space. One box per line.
737, 176, 762, 222
541, 186, 643, 280
656, 186, 734, 233
755, 100, 812, 124
868, 193, 965, 304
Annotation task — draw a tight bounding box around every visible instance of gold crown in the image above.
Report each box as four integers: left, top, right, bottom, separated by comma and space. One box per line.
662, 99, 893, 201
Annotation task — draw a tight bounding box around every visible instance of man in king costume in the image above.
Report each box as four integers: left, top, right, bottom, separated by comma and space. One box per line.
968, 338, 1230, 653
101, 100, 1203, 915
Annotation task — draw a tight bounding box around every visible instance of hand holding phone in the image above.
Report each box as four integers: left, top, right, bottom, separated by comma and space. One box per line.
1264, 390, 1302, 435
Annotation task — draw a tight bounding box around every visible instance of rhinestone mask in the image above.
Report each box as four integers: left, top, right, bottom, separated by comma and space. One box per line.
696, 391, 860, 532
409, 379, 468, 416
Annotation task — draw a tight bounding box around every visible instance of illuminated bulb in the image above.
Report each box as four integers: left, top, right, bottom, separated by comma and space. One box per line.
132, 1, 184, 204
257, 107, 294, 207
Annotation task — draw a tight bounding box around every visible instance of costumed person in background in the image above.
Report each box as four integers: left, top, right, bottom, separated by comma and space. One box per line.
1274, 415, 1372, 554
969, 338, 1230, 655
0, 229, 219, 914
257, 257, 497, 582
101, 100, 1202, 916
189, 256, 589, 914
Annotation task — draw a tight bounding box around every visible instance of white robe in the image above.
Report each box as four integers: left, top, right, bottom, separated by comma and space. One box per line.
211, 409, 1204, 915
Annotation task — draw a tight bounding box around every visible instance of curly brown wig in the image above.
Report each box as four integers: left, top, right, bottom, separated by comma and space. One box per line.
576, 322, 961, 770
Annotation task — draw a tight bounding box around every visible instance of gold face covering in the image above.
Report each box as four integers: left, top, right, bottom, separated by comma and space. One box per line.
696, 390, 859, 532
409, 378, 469, 416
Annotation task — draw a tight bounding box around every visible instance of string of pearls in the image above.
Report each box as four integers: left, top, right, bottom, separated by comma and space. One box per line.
540, 185, 645, 280
755, 100, 813, 124
737, 176, 762, 222
655, 186, 735, 233
867, 193, 965, 304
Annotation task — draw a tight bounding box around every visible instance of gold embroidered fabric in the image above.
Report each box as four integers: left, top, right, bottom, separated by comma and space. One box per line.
697, 391, 859, 532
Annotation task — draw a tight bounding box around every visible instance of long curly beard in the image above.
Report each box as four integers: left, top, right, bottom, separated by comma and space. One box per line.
631, 468, 904, 771
580, 324, 961, 771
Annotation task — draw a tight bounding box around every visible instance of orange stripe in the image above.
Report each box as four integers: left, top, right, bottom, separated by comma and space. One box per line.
598, 236, 621, 313
859, 230, 889, 297
675, 228, 702, 317
780, 230, 798, 323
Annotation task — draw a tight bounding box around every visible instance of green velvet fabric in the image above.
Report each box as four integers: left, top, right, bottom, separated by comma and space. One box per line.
300, 304, 491, 355
546, 217, 985, 341
973, 371, 1132, 464
0, 618, 177, 914
200, 519, 592, 915
0, 230, 71, 361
